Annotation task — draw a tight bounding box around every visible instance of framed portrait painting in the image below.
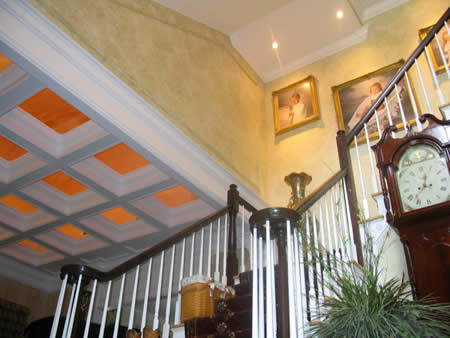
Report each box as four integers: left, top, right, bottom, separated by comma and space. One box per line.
332, 60, 419, 141
419, 20, 450, 74
272, 75, 320, 135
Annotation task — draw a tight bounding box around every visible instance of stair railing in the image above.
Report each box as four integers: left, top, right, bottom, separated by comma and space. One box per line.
337, 7, 450, 228
50, 184, 256, 338
249, 168, 359, 337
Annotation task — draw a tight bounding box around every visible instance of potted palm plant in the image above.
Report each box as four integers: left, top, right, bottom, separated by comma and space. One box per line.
305, 224, 450, 337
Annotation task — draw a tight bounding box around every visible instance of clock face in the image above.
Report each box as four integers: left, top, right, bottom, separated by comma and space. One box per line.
395, 144, 450, 212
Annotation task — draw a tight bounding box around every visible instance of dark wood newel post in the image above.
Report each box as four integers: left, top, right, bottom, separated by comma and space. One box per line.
275, 225, 290, 338
336, 131, 364, 264
227, 184, 239, 286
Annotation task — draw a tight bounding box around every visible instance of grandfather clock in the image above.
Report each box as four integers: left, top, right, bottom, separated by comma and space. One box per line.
372, 114, 450, 302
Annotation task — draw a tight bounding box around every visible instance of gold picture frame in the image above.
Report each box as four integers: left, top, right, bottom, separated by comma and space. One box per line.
272, 75, 320, 135
332, 60, 420, 143
419, 20, 450, 74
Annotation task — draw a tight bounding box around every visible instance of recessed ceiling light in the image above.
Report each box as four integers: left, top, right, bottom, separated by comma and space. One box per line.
272, 41, 279, 49
337, 9, 344, 19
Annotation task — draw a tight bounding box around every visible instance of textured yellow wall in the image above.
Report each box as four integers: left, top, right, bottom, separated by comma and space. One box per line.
29, 0, 266, 195
263, 0, 450, 207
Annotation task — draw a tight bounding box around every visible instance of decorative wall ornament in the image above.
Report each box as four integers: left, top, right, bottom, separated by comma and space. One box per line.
285, 172, 312, 209
332, 60, 420, 142
272, 75, 320, 135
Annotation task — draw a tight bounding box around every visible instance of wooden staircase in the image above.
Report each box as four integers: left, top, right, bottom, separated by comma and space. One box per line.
184, 273, 253, 338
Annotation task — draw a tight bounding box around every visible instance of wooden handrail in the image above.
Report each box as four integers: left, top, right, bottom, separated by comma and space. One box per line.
239, 196, 258, 214
295, 168, 348, 214
345, 7, 450, 144
61, 206, 230, 281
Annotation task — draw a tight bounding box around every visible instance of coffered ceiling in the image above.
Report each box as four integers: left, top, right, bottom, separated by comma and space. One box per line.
0, 50, 218, 288
154, 0, 408, 82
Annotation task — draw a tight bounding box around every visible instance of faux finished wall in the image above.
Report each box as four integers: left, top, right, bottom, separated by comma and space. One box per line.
29, 0, 266, 196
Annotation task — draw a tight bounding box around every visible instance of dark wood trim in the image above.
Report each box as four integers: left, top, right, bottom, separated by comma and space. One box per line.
238, 196, 258, 214
345, 7, 450, 144
227, 184, 240, 286
337, 131, 364, 264
295, 169, 347, 214
61, 206, 230, 281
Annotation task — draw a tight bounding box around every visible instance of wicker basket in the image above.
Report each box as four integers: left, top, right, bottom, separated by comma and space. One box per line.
180, 281, 215, 322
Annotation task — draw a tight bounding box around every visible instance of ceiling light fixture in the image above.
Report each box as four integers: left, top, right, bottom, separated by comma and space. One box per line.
337, 9, 344, 19
272, 41, 279, 49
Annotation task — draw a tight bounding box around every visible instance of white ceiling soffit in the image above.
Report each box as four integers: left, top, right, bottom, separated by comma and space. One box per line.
152, 0, 297, 34
231, 0, 365, 82
350, 0, 409, 22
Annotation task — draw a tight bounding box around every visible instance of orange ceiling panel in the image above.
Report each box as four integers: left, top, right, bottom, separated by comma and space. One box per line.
0, 194, 38, 214
101, 207, 138, 225
0, 53, 13, 72
18, 88, 90, 134
0, 135, 28, 161
94, 143, 151, 175
56, 224, 87, 239
153, 185, 199, 208
42, 171, 88, 196
19, 239, 46, 251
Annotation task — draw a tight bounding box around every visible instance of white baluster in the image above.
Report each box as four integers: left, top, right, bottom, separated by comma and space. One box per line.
258, 236, 265, 337
337, 183, 351, 260
374, 110, 382, 138
305, 210, 316, 320
99, 280, 112, 338
394, 84, 408, 128
141, 258, 153, 332
252, 227, 259, 338
415, 58, 433, 114
61, 280, 75, 338
241, 206, 246, 273
207, 222, 212, 278
222, 214, 228, 285
424, 45, 446, 105
334, 185, 347, 256
404, 72, 423, 131
50, 274, 68, 338
199, 227, 204, 275
384, 97, 394, 127
286, 220, 297, 338
174, 239, 185, 325
353, 135, 370, 219
215, 217, 221, 282
297, 226, 309, 333
292, 228, 304, 335
153, 251, 165, 331
83, 279, 97, 338
265, 220, 274, 338
270, 239, 277, 337
67, 274, 83, 338
163, 245, 176, 338
317, 200, 331, 299
113, 273, 126, 338
323, 192, 334, 254
128, 266, 140, 330
364, 122, 379, 193
342, 180, 357, 261
435, 32, 450, 79
328, 190, 340, 258
311, 205, 323, 309
189, 232, 195, 277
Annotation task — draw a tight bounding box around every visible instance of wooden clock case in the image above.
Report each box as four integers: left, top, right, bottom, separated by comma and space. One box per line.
372, 114, 450, 302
